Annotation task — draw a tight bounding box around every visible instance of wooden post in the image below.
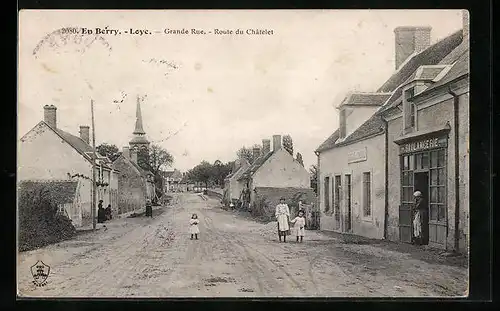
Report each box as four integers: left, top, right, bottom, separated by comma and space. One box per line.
91, 99, 97, 230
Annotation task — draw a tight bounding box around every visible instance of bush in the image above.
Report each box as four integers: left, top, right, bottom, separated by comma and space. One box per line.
18, 183, 76, 252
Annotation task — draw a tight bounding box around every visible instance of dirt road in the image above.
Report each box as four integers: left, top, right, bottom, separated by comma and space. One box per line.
17, 193, 468, 297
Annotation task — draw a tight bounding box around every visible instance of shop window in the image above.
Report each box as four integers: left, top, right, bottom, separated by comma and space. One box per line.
362, 172, 371, 217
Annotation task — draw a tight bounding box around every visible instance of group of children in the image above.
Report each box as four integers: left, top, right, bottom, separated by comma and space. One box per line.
275, 197, 306, 243
188, 197, 307, 243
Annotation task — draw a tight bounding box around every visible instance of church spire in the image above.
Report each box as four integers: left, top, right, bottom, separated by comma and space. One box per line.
133, 96, 146, 135
129, 95, 150, 149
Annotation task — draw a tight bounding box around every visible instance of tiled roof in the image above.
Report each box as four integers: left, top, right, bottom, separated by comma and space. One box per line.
377, 29, 463, 93
315, 130, 339, 153
419, 67, 446, 80
238, 151, 275, 181
380, 39, 468, 112
317, 29, 464, 153
334, 114, 385, 148
49, 124, 112, 170
19, 180, 78, 205
414, 49, 469, 98
340, 93, 391, 108
162, 170, 175, 178
130, 159, 153, 177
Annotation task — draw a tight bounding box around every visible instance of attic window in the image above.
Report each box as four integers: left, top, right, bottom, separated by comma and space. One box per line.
403, 87, 416, 130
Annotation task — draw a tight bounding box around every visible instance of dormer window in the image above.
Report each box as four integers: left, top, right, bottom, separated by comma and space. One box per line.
339, 108, 346, 139
403, 87, 416, 130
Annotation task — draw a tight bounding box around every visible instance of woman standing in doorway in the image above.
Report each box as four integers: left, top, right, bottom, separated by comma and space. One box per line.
275, 197, 290, 242
412, 191, 426, 245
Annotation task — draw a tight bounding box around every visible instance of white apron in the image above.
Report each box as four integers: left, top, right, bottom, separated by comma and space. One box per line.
189, 219, 200, 234
413, 211, 421, 238
275, 203, 290, 232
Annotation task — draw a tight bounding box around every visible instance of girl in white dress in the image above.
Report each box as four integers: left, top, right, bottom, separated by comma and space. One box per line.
275, 197, 290, 242
291, 210, 306, 242
189, 213, 200, 240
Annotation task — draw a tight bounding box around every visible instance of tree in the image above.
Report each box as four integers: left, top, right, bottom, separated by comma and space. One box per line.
282, 134, 294, 156
211, 160, 234, 187
137, 144, 174, 198
237, 146, 254, 163
187, 161, 213, 188
96, 143, 120, 162
309, 165, 318, 194
296, 152, 304, 166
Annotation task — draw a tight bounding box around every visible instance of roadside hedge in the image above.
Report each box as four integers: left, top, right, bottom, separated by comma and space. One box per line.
18, 182, 76, 252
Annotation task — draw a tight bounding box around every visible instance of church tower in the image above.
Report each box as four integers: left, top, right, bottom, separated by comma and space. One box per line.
129, 96, 150, 152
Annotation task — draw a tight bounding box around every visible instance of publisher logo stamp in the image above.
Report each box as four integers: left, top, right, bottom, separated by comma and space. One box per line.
31, 261, 50, 287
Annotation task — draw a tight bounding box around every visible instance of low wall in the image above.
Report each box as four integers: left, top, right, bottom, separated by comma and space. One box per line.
206, 189, 223, 200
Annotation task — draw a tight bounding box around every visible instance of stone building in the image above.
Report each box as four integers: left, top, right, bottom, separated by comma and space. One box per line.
223, 158, 250, 205
18, 105, 119, 227
112, 147, 155, 213
162, 169, 183, 193
380, 19, 469, 252
315, 93, 390, 239
237, 135, 312, 213
316, 19, 467, 248
112, 98, 155, 213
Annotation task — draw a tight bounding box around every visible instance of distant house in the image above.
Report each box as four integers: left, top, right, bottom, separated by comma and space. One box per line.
162, 169, 183, 193
237, 135, 311, 214
18, 105, 119, 227
223, 158, 250, 205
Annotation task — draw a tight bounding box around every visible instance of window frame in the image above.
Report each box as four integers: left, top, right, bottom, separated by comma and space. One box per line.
334, 174, 342, 221
361, 171, 373, 221
403, 86, 417, 131
323, 175, 331, 213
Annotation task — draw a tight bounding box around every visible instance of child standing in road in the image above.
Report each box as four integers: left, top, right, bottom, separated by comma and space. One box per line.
189, 213, 200, 240
291, 210, 306, 242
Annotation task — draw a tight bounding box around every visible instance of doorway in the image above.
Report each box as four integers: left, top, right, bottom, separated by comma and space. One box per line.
345, 174, 352, 232
414, 171, 429, 245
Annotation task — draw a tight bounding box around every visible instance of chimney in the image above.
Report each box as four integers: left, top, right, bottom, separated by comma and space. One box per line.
262, 139, 271, 154
273, 135, 282, 151
122, 146, 130, 159
252, 146, 261, 162
79, 126, 90, 144
130, 148, 138, 164
43, 105, 57, 128
394, 26, 431, 70
462, 10, 469, 39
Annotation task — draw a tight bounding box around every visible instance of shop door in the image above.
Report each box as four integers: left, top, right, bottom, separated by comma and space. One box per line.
428, 149, 447, 247
414, 171, 430, 245
345, 175, 352, 232
399, 154, 414, 243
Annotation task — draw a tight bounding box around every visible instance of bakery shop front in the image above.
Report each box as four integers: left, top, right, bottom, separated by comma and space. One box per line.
394, 128, 450, 249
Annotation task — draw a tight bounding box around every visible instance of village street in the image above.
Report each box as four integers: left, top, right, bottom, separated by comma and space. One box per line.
17, 193, 467, 298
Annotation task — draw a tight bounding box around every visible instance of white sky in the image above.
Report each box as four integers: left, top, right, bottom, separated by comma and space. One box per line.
18, 10, 463, 172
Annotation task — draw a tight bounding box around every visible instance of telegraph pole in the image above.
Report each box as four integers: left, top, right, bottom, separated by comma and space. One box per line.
91, 99, 97, 230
